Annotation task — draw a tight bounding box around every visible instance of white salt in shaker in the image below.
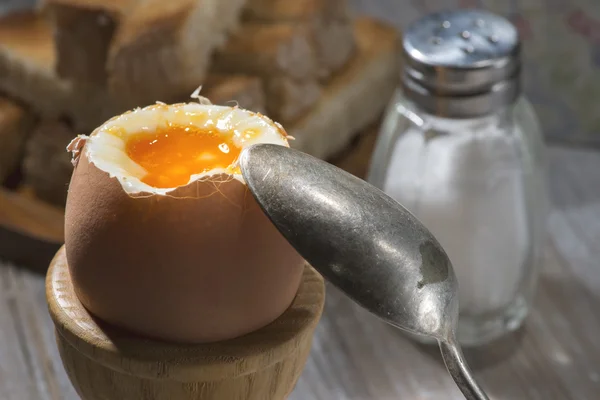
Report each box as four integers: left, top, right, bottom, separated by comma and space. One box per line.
367, 9, 547, 347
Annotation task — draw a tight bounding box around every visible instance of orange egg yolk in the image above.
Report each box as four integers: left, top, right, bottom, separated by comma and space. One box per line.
125, 125, 241, 188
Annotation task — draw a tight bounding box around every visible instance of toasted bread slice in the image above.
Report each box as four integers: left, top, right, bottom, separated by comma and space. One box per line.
21, 120, 75, 207
107, 0, 214, 106
0, 8, 264, 130
0, 98, 34, 181
212, 23, 318, 81
0, 10, 125, 129
265, 77, 321, 123
243, 0, 349, 21
211, 22, 322, 121
288, 18, 400, 159
201, 75, 266, 114
213, 0, 249, 47
46, 0, 133, 84
0, 11, 73, 118
313, 18, 355, 80
241, 0, 355, 80
45, 0, 247, 105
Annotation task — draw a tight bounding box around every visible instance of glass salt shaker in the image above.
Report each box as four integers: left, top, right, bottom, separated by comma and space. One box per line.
367, 9, 547, 347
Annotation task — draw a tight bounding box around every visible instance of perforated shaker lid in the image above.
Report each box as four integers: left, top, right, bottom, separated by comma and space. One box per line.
401, 9, 522, 118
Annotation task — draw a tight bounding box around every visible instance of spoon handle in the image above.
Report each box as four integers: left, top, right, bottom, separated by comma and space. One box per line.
439, 337, 489, 400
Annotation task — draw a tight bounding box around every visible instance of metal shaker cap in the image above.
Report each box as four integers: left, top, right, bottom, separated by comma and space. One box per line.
402, 9, 521, 118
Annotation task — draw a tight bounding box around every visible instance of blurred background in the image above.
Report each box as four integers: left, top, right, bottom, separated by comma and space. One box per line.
4, 0, 600, 147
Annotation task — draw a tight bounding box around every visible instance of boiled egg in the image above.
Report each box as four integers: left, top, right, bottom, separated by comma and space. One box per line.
64, 99, 305, 344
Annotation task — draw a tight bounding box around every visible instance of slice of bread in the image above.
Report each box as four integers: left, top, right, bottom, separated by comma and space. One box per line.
0, 9, 265, 131
21, 120, 74, 207
243, 0, 349, 22
0, 10, 124, 130
46, 0, 133, 84
211, 22, 322, 122
45, 0, 248, 106
288, 18, 400, 159
312, 18, 355, 80
0, 11, 73, 118
213, 0, 249, 47
241, 0, 355, 81
212, 23, 318, 81
106, 0, 216, 106
201, 75, 266, 114
265, 77, 321, 123
0, 98, 34, 182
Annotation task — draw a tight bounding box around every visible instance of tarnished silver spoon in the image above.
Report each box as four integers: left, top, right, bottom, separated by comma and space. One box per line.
239, 144, 489, 400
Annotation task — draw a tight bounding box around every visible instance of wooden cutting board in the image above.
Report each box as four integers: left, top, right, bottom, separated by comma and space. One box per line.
0, 188, 65, 270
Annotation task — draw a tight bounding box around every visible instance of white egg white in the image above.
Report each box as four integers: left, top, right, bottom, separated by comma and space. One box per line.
73, 102, 290, 195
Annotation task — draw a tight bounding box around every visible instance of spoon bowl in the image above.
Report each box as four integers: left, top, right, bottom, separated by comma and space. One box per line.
239, 143, 489, 400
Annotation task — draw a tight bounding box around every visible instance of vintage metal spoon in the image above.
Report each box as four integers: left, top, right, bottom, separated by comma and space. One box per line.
239, 144, 489, 400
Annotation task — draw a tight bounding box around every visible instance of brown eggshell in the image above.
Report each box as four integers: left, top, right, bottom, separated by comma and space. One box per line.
64, 150, 305, 344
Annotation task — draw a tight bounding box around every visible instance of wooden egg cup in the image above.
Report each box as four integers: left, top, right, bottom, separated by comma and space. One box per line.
46, 246, 325, 400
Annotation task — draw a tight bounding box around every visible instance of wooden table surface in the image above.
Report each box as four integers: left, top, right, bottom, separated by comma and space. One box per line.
1, 130, 599, 399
